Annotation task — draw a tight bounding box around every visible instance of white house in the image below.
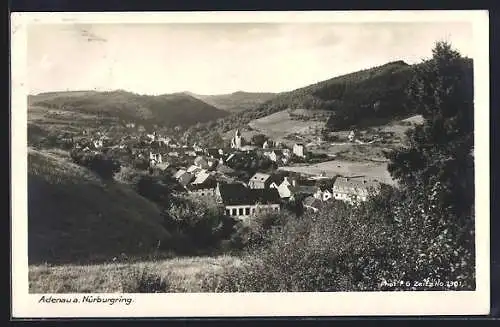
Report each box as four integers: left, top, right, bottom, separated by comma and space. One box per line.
93, 139, 104, 149
332, 177, 381, 204
248, 172, 272, 189
293, 143, 306, 158
187, 177, 218, 197
217, 183, 281, 220
348, 130, 356, 142
149, 152, 162, 165
314, 185, 333, 202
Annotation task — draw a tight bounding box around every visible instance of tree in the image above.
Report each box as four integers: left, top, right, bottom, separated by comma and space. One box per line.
251, 134, 269, 147
386, 41, 474, 217
384, 41, 475, 288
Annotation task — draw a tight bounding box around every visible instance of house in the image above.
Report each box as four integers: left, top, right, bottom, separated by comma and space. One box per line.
178, 172, 195, 188
293, 143, 306, 158
157, 136, 171, 146
225, 153, 237, 165
248, 172, 272, 189
276, 177, 316, 200
191, 170, 212, 185
149, 152, 162, 165
217, 183, 281, 220
168, 151, 179, 157
240, 145, 258, 152
92, 139, 103, 149
303, 196, 323, 213
187, 165, 202, 174
332, 177, 381, 204
314, 184, 333, 202
174, 169, 187, 180
186, 177, 218, 197
205, 148, 224, 159
263, 149, 283, 163
193, 144, 203, 152
348, 130, 356, 142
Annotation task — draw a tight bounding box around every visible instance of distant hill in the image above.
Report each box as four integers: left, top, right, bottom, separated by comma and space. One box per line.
28, 90, 229, 128
187, 91, 276, 113
233, 60, 416, 131
187, 58, 473, 141
28, 148, 171, 264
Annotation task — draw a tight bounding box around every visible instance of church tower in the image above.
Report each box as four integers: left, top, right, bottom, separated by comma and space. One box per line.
231, 129, 242, 149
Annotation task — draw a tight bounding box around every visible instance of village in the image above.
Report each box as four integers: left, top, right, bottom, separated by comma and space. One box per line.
60, 123, 383, 220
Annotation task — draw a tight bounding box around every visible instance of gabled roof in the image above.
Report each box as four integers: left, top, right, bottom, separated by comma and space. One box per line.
178, 172, 195, 187
218, 183, 281, 206
174, 169, 187, 179
187, 165, 201, 173
192, 171, 211, 184
250, 172, 271, 183
186, 178, 217, 191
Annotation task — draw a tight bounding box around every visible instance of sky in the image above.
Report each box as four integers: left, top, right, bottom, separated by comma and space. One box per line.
27, 22, 474, 95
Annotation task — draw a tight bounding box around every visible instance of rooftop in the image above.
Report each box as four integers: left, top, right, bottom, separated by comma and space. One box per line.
218, 183, 281, 206
250, 172, 271, 182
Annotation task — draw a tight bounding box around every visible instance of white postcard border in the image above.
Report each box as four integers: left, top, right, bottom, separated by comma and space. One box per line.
11, 10, 490, 318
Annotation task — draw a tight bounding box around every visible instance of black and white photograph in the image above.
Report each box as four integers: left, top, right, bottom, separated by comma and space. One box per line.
11, 11, 490, 317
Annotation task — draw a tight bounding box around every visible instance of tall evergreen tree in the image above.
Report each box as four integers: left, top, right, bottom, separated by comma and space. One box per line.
386, 41, 474, 218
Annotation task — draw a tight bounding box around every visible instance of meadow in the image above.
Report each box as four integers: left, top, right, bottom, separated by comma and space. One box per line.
279, 159, 396, 185
29, 255, 242, 293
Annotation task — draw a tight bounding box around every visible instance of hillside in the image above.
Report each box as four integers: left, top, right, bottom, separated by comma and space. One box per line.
185, 60, 416, 143
188, 91, 276, 113
186, 58, 473, 146
28, 148, 171, 264
28, 90, 229, 129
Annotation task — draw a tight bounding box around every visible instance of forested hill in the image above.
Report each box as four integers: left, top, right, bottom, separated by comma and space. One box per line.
29, 90, 230, 128
200, 61, 415, 132
187, 58, 473, 138
187, 91, 276, 113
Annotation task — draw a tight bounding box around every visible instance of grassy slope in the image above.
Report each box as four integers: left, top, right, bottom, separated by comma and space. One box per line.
28, 148, 171, 265
28, 90, 229, 128
189, 91, 276, 113
29, 255, 241, 293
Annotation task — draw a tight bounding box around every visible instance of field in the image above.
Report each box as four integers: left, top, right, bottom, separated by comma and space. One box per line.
279, 159, 396, 185
247, 110, 326, 144
29, 255, 241, 293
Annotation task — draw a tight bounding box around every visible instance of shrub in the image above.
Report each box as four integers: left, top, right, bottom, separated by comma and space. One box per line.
203, 188, 475, 292
162, 195, 237, 251
70, 150, 121, 180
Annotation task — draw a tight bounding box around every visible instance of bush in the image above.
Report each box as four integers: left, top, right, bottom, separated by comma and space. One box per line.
70, 150, 121, 180
201, 188, 475, 292
162, 195, 237, 251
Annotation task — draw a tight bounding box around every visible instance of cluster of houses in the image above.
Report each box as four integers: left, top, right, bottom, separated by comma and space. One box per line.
68, 128, 381, 220
157, 150, 381, 221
